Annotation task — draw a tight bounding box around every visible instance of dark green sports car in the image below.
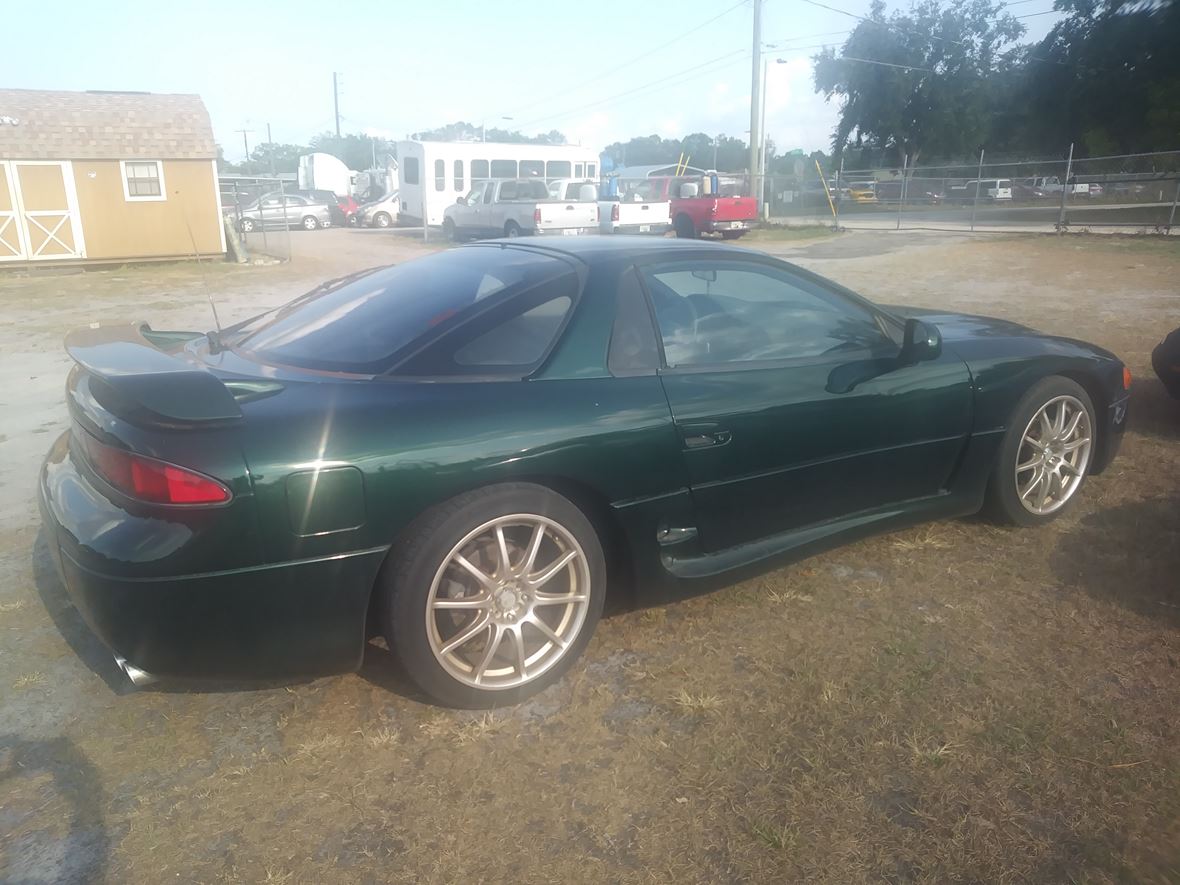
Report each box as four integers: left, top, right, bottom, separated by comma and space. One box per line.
40, 237, 1130, 707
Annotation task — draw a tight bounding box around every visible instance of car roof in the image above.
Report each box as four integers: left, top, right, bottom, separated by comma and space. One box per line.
460, 236, 759, 263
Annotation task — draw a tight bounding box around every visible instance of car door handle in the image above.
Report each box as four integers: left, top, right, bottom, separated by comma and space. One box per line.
566, 204, 575, 210
683, 428, 732, 449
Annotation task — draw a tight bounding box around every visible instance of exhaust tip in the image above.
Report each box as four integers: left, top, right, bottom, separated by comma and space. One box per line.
114, 655, 158, 687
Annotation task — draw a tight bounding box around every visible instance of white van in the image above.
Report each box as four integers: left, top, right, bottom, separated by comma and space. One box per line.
954, 179, 1013, 201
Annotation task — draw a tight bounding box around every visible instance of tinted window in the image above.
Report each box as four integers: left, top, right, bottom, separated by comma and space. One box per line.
454, 160, 464, 191
235, 248, 576, 373
499, 181, 517, 200
641, 261, 892, 367
520, 160, 544, 179
546, 160, 571, 178
490, 159, 517, 178
587, 163, 597, 178
454, 296, 572, 367
404, 157, 419, 185
472, 159, 489, 179
434, 159, 445, 191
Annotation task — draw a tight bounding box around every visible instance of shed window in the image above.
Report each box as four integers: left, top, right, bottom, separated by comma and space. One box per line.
520, 160, 544, 179
472, 159, 489, 180
434, 159, 446, 191
454, 160, 464, 191
490, 159, 517, 179
121, 160, 165, 201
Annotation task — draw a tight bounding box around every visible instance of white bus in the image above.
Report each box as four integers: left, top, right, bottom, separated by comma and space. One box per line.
396, 140, 600, 226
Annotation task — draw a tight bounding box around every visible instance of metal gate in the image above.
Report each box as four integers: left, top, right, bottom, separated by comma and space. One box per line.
0, 160, 85, 261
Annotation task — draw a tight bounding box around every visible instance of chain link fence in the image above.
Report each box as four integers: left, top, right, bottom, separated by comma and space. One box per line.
761, 148, 1180, 234
217, 175, 296, 261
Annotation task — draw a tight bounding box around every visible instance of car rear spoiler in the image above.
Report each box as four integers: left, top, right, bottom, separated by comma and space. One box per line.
65, 323, 244, 423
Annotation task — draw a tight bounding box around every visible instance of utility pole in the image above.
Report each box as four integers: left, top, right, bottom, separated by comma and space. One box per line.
266, 123, 274, 175
333, 72, 341, 137
748, 0, 762, 205
235, 128, 253, 164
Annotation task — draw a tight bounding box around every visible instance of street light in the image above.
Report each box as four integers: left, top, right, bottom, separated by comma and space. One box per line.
758, 58, 788, 215
482, 116, 514, 142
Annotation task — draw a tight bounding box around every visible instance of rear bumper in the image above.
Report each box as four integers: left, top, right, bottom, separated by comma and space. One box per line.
39, 432, 386, 681
609, 222, 671, 235
534, 226, 597, 236
702, 219, 752, 232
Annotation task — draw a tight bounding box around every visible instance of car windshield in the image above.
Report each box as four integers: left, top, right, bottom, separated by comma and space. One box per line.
233, 247, 575, 373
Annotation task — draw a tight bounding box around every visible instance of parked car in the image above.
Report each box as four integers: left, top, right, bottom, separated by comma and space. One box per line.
873, 180, 943, 204
40, 238, 1130, 707
1015, 176, 1063, 199
949, 179, 1014, 202
359, 191, 401, 228
640, 175, 757, 239
845, 181, 878, 203
443, 178, 598, 240
237, 193, 333, 232
561, 178, 672, 235
1153, 326, 1180, 399
294, 189, 357, 227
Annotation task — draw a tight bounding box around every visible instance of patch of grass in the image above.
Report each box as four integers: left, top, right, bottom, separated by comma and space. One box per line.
12, 671, 46, 689
358, 726, 399, 749
420, 712, 504, 744
671, 689, 723, 713
746, 225, 839, 241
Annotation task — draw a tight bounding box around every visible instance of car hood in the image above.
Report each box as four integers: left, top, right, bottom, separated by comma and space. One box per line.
885, 305, 1121, 362
884, 306, 1040, 341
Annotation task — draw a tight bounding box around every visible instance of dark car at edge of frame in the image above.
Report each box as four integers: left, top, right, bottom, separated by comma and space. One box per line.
39, 237, 1131, 707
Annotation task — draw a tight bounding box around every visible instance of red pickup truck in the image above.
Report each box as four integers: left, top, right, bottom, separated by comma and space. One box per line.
644, 175, 758, 239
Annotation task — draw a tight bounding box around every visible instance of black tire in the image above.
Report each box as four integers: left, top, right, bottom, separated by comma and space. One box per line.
984, 375, 1096, 526
443, 218, 459, 242
674, 214, 696, 238
504, 221, 522, 238
239, 217, 256, 233
302, 215, 320, 231
374, 212, 392, 229
382, 483, 606, 708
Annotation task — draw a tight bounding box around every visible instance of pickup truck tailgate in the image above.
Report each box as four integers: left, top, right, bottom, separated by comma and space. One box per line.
711, 196, 758, 222
537, 201, 598, 233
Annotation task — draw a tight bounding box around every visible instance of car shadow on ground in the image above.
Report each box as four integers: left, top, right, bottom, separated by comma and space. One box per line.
0, 734, 108, 882
1052, 497, 1180, 623
1130, 376, 1180, 441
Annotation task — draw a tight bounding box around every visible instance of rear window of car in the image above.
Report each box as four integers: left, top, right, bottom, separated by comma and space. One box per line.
233, 247, 579, 374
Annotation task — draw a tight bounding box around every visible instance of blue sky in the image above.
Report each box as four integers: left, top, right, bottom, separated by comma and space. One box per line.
5, 0, 1064, 161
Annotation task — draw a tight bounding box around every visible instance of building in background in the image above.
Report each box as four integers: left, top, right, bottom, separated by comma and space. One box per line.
0, 88, 224, 266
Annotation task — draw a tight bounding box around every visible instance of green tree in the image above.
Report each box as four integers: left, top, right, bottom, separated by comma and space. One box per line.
1014, 0, 1180, 157
813, 0, 1026, 165
409, 122, 570, 146
602, 133, 750, 171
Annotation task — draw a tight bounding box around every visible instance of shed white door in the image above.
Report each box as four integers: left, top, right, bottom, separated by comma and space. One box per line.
5, 161, 86, 261
0, 162, 27, 262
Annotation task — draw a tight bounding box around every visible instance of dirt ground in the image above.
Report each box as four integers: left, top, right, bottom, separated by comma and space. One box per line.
2, 228, 1179, 884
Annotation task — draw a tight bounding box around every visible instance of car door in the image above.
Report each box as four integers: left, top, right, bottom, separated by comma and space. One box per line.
640, 256, 973, 553
258, 195, 284, 228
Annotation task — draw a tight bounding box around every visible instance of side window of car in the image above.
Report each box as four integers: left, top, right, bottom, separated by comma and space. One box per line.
640, 261, 893, 368
454, 295, 572, 367
608, 268, 660, 376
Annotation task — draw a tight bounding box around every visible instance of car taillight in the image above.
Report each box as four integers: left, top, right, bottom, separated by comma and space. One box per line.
534, 207, 542, 226
1123, 366, 1132, 390
611, 203, 619, 222
80, 433, 231, 505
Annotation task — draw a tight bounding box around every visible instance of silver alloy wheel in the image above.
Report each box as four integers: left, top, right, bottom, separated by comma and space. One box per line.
303, 215, 318, 230
425, 513, 592, 690
1015, 394, 1093, 515
375, 212, 391, 228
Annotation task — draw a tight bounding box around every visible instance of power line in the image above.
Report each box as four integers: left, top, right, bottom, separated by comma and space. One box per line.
516, 50, 750, 130
839, 55, 936, 72
502, 0, 748, 119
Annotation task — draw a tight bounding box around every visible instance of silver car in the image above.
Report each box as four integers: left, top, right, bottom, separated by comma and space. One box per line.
238, 193, 333, 232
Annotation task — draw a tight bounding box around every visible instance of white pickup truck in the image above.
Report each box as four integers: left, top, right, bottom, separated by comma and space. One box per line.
443, 179, 598, 240
549, 178, 672, 235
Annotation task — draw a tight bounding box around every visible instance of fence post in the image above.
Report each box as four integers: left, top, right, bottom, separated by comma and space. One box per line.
834, 157, 843, 228
896, 153, 908, 231
1058, 142, 1074, 231
970, 148, 985, 232
1168, 178, 1180, 234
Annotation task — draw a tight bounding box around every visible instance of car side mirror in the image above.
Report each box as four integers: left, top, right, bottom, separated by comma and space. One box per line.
456, 196, 467, 205
901, 318, 942, 363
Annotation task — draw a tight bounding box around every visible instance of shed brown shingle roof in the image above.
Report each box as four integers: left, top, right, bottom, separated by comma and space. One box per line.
0, 89, 216, 161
